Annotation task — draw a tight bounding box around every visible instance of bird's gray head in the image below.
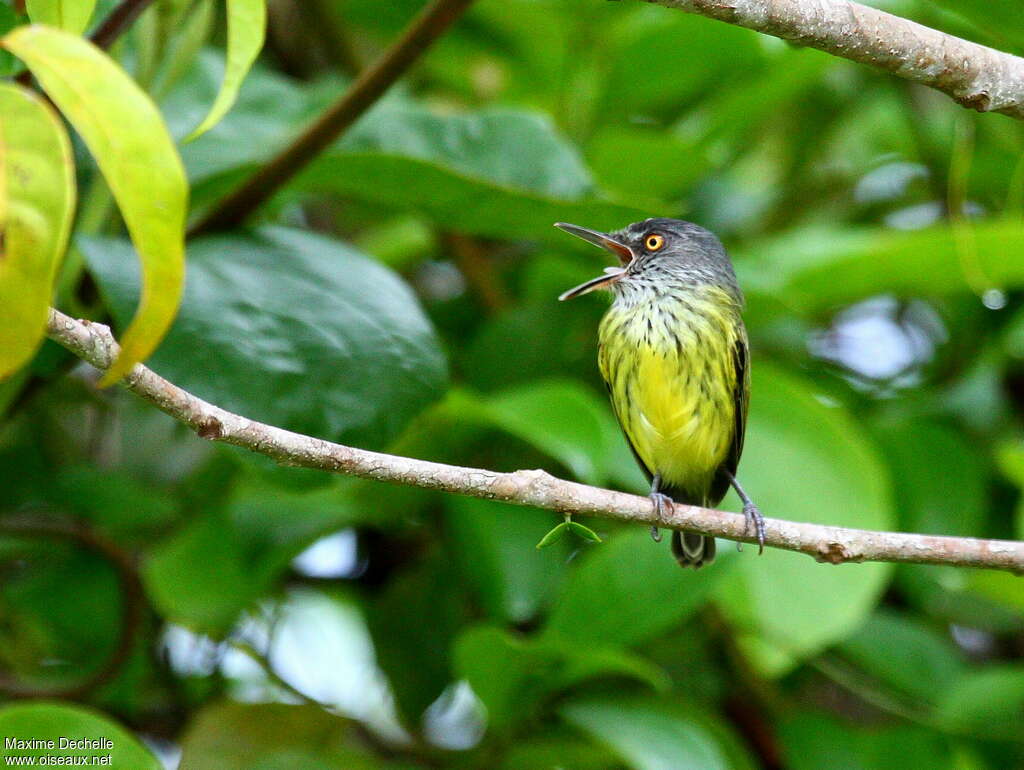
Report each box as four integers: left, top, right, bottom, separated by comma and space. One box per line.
555, 218, 740, 302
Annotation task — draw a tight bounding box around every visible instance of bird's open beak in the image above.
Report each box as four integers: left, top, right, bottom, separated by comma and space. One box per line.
554, 222, 635, 301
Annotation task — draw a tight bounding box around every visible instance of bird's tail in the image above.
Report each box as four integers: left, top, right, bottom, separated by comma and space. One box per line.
671, 531, 716, 569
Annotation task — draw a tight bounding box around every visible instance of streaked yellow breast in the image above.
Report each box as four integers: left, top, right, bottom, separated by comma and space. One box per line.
599, 287, 740, 503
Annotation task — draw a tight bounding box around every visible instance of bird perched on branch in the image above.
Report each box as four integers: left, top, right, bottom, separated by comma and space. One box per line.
556, 218, 764, 567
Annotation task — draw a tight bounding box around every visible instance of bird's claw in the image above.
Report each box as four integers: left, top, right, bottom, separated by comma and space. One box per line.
741, 501, 766, 555
649, 492, 673, 543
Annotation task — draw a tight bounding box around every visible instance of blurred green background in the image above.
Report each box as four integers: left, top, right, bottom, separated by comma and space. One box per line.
3, 0, 1024, 767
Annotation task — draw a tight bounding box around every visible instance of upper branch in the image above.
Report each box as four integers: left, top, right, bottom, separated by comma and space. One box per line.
44, 309, 1024, 573
647, 0, 1024, 119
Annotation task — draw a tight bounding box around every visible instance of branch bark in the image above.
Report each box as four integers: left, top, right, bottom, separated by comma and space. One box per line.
44, 309, 1024, 573
188, 0, 476, 237
646, 0, 1024, 120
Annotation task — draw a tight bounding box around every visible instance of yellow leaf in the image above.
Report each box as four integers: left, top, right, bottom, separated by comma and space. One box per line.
25, 0, 96, 35
0, 82, 75, 380
4, 25, 188, 385
185, 0, 266, 141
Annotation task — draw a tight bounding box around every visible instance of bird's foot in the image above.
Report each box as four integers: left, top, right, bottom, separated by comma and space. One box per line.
649, 492, 673, 543
738, 501, 766, 555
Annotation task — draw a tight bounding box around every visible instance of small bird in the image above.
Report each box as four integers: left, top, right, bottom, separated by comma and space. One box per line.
556, 218, 764, 567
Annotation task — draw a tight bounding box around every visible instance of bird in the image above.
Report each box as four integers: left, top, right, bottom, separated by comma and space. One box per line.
556, 218, 764, 568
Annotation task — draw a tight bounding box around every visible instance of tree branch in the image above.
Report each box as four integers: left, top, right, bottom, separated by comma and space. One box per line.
44, 308, 1024, 573
646, 0, 1024, 120
90, 0, 156, 51
188, 0, 476, 237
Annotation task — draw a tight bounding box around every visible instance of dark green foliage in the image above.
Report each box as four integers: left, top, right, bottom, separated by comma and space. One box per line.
3, 0, 1024, 767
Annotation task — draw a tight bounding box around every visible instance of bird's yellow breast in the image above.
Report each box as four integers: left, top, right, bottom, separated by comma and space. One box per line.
598, 288, 740, 503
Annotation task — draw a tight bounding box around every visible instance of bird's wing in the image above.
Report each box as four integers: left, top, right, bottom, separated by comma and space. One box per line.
727, 330, 750, 476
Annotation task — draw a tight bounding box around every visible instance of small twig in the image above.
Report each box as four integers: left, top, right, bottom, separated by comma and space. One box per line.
645, 0, 1024, 120
188, 0, 476, 237
43, 308, 1024, 573
0, 514, 144, 699
90, 0, 157, 50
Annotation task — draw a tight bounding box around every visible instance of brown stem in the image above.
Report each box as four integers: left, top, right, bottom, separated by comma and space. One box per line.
90, 0, 157, 50
188, 0, 476, 237
0, 515, 144, 700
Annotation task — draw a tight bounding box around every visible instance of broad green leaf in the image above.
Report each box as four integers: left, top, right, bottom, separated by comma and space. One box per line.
25, 0, 96, 34
778, 712, 951, 770
560, 695, 755, 770
597, 9, 764, 118
185, 0, 266, 140
81, 226, 447, 449
713, 365, 894, 675
446, 496, 570, 624
743, 220, 1024, 315
871, 418, 988, 536
0, 702, 160, 769
143, 477, 365, 634
3, 25, 188, 384
837, 609, 964, 705
366, 557, 470, 725
935, 666, 1024, 740
543, 528, 730, 648
454, 625, 668, 731
166, 58, 647, 240
0, 83, 74, 380
179, 701, 381, 770
481, 380, 619, 485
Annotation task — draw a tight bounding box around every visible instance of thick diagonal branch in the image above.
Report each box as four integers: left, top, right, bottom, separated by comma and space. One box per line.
45, 308, 1024, 573
647, 0, 1024, 120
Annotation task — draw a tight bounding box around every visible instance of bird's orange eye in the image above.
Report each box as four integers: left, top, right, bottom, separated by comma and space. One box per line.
645, 234, 665, 251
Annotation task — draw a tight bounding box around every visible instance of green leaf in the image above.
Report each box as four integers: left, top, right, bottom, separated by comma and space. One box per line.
778, 712, 951, 770
185, 0, 266, 140
446, 496, 570, 624
871, 418, 987, 536
143, 477, 366, 634
179, 701, 381, 770
744, 220, 1024, 315
168, 58, 647, 240
81, 226, 447, 450
0, 702, 160, 769
560, 695, 756, 770
934, 666, 1024, 740
536, 522, 569, 549
837, 609, 964, 705
366, 557, 469, 726
481, 379, 620, 485
543, 528, 729, 648
25, 0, 96, 34
567, 520, 602, 543
0, 83, 74, 380
454, 625, 668, 731
713, 365, 894, 675
3, 25, 188, 384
